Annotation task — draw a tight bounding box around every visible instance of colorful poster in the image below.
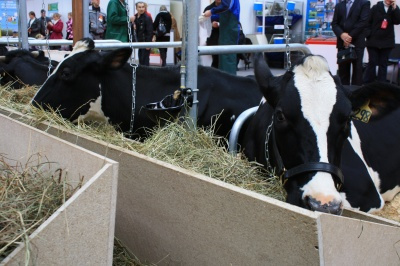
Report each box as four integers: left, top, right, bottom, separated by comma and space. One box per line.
305, 0, 337, 38
48, 3, 58, 11
0, 0, 18, 33
47, 2, 59, 17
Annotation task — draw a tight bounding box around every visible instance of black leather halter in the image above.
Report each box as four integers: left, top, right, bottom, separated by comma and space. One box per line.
270, 121, 344, 190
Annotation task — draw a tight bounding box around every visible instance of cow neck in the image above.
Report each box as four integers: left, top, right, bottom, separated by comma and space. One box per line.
266, 115, 344, 189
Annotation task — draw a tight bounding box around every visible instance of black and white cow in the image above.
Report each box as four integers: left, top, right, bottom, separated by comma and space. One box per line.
0, 49, 54, 88
31, 38, 262, 138
0, 49, 57, 89
243, 53, 400, 214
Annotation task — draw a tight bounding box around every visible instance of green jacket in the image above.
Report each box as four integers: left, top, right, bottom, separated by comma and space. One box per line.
105, 0, 128, 42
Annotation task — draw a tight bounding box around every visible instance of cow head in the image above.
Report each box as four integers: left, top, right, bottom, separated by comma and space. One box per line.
254, 53, 400, 214
0, 49, 57, 89
31, 38, 132, 121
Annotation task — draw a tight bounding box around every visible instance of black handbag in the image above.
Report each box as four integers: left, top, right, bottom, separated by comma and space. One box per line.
337, 45, 357, 64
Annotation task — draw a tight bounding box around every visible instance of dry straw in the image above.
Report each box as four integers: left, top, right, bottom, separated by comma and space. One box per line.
0, 84, 286, 265
0, 84, 286, 202
0, 153, 82, 261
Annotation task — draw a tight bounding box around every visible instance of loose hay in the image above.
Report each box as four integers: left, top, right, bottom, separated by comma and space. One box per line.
1, 85, 400, 223
0, 154, 82, 261
0, 84, 286, 202
374, 193, 400, 223
136, 121, 286, 199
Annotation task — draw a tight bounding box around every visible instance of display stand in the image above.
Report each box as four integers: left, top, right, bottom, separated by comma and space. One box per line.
253, 0, 304, 43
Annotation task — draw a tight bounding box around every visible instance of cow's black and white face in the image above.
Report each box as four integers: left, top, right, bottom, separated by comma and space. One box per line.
273, 56, 349, 213
252, 54, 354, 214
31, 38, 131, 122
253, 53, 400, 214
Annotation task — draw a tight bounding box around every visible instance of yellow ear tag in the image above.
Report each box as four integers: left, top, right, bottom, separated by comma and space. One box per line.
353, 100, 372, 123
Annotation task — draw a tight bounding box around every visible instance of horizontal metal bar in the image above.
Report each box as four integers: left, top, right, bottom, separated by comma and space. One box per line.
94, 41, 183, 50
0, 38, 74, 46
0, 37, 311, 55
198, 43, 311, 55
0, 38, 182, 49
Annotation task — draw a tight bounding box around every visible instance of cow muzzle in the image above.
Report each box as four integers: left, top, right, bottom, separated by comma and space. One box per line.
303, 195, 343, 215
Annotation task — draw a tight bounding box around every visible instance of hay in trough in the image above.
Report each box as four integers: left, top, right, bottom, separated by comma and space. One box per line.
0, 83, 37, 105
136, 121, 286, 200
1, 84, 398, 223
0, 154, 82, 261
0, 84, 286, 202
375, 193, 400, 223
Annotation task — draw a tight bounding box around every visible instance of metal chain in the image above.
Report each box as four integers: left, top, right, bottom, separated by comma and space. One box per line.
283, 0, 291, 70
42, 1, 52, 77
264, 116, 275, 176
125, 0, 137, 136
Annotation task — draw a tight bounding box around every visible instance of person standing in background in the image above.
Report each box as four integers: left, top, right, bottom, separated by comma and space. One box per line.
105, 0, 135, 42
364, 0, 400, 83
203, 0, 221, 69
66, 12, 73, 41
89, 0, 107, 40
202, 0, 240, 75
332, 0, 370, 85
143, 2, 153, 20
133, 1, 153, 66
153, 5, 172, 67
38, 9, 51, 37
47, 13, 63, 50
65, 12, 73, 51
27, 11, 40, 38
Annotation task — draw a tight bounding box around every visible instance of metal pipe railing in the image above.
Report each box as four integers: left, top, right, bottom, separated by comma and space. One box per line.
228, 106, 259, 154
198, 43, 311, 55
0, 38, 311, 56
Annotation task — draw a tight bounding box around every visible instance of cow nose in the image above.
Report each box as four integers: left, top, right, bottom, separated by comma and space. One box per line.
304, 196, 343, 215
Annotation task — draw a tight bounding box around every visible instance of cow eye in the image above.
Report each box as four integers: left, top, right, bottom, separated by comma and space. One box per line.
276, 110, 286, 122
60, 67, 72, 80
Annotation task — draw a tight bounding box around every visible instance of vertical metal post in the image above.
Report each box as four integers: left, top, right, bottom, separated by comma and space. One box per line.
186, 0, 199, 128
18, 0, 29, 50
83, 0, 90, 38
180, 0, 187, 91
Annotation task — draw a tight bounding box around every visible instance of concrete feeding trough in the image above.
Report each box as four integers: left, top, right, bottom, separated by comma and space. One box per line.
0, 114, 118, 266
0, 106, 399, 265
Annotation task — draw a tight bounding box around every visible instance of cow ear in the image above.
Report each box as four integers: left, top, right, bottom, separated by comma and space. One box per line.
254, 52, 280, 108
101, 48, 132, 70
350, 81, 400, 120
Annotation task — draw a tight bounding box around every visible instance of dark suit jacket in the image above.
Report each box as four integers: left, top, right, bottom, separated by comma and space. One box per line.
28, 18, 40, 38
366, 1, 400, 48
332, 0, 371, 49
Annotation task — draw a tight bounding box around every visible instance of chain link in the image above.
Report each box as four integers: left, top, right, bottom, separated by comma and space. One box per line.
42, 1, 52, 77
125, 1, 137, 136
283, 0, 291, 70
264, 116, 275, 176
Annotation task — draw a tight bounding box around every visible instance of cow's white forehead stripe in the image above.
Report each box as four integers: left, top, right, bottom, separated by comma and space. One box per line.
294, 56, 341, 201
293, 56, 336, 163
31, 40, 92, 103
